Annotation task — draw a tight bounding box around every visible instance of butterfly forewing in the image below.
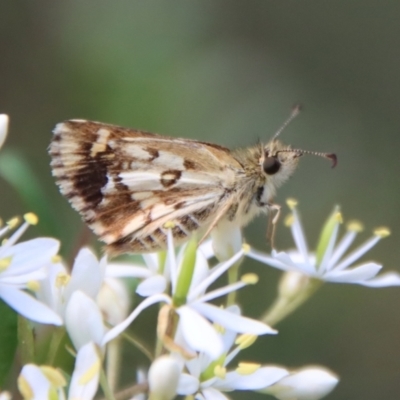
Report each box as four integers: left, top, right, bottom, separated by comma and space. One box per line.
49, 120, 243, 253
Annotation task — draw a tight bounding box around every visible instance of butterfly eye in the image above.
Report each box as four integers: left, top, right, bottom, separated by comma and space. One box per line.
263, 156, 281, 175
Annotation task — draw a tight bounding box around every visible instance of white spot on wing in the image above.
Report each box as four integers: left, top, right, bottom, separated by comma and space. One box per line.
120, 171, 163, 191
90, 128, 111, 157
124, 144, 153, 160
152, 151, 184, 169
69, 119, 88, 123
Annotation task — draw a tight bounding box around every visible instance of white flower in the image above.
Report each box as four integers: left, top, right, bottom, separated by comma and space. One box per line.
68, 342, 101, 400
0, 214, 62, 325
210, 221, 243, 261
106, 238, 214, 298
0, 114, 9, 150
176, 306, 289, 399
65, 290, 106, 350
262, 366, 339, 400
247, 200, 400, 287
106, 253, 168, 298
36, 247, 106, 321
148, 356, 181, 400
102, 231, 276, 358
18, 342, 100, 400
97, 276, 131, 325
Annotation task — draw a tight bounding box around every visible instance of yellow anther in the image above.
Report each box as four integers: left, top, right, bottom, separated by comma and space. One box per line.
214, 323, 225, 335
79, 359, 101, 385
374, 227, 391, 238
286, 198, 298, 209
55, 272, 70, 288
347, 220, 364, 232
7, 217, 20, 229
17, 375, 33, 400
24, 213, 38, 225
241, 273, 259, 285
284, 214, 294, 227
0, 256, 12, 271
163, 221, 175, 229
235, 333, 257, 349
242, 243, 250, 254
334, 212, 343, 224
51, 255, 62, 263
40, 366, 66, 387
214, 365, 226, 379
27, 281, 40, 292
236, 362, 261, 375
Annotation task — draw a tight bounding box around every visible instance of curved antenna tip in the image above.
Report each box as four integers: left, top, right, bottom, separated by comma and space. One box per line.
327, 153, 337, 168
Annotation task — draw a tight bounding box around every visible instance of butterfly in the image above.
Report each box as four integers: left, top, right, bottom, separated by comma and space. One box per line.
49, 109, 336, 254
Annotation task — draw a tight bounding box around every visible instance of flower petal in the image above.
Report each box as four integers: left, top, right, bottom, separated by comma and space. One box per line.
357, 271, 400, 287
68, 342, 101, 400
1, 238, 60, 277
18, 364, 51, 400
274, 251, 315, 275
106, 264, 153, 279
177, 305, 223, 358
264, 366, 339, 400
97, 277, 130, 325
65, 248, 104, 301
136, 275, 167, 296
177, 373, 199, 395
199, 239, 214, 260
211, 222, 242, 261
246, 249, 290, 272
214, 366, 289, 390
200, 387, 230, 400
0, 286, 62, 325
102, 293, 170, 345
142, 253, 159, 271
191, 302, 276, 335
65, 291, 105, 349
325, 263, 382, 283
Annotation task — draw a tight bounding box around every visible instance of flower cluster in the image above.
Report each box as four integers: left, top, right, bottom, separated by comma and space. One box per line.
1, 115, 399, 400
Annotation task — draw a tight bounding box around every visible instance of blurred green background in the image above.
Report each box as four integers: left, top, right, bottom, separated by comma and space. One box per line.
1, 1, 400, 398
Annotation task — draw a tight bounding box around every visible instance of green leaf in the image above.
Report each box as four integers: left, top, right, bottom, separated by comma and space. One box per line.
0, 300, 18, 386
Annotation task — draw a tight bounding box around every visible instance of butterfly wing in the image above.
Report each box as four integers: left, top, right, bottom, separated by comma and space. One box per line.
49, 120, 243, 253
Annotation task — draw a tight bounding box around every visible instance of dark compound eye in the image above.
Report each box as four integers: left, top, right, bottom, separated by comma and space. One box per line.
263, 156, 281, 175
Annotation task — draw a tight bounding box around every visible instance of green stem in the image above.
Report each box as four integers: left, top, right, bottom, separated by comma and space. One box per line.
226, 260, 242, 306
106, 339, 121, 392
262, 279, 322, 326
46, 327, 65, 365
121, 331, 154, 362
100, 367, 116, 400
18, 316, 34, 364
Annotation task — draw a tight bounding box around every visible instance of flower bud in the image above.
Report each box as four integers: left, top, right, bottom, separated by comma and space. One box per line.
265, 366, 339, 400
148, 356, 181, 400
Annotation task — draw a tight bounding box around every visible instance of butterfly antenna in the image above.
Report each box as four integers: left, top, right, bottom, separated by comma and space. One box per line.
277, 148, 337, 168
271, 104, 302, 141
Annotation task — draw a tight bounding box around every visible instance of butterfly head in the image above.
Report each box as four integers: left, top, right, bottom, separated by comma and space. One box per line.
261, 139, 337, 187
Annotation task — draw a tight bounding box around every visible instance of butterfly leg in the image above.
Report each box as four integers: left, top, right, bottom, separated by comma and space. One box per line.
266, 202, 281, 250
